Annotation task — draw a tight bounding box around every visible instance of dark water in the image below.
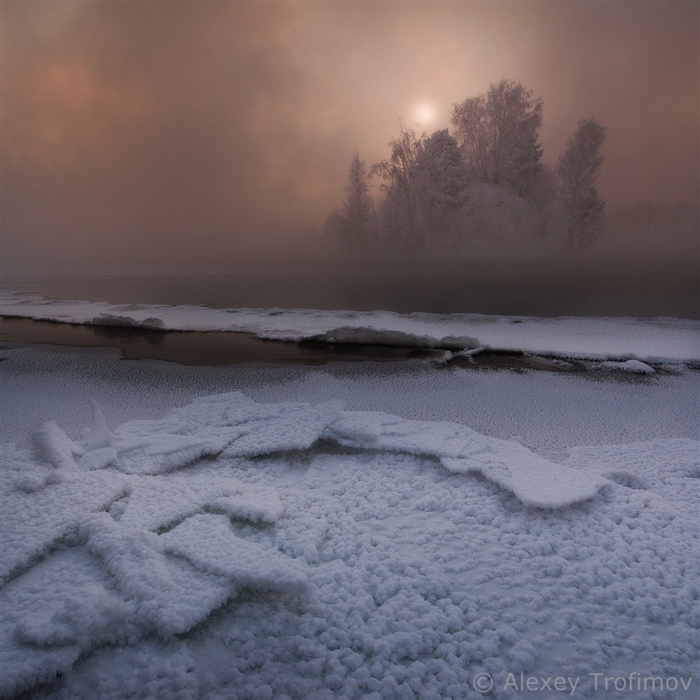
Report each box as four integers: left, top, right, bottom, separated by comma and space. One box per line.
6, 257, 700, 318
0, 318, 597, 371
3, 258, 697, 366
0, 317, 446, 365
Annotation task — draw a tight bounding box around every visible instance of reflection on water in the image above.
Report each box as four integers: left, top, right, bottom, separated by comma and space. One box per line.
2, 318, 620, 372
5, 257, 699, 318
92, 324, 165, 345
0, 318, 444, 365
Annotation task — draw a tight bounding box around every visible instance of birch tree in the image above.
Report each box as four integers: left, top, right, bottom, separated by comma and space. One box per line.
451, 79, 543, 197
371, 124, 425, 248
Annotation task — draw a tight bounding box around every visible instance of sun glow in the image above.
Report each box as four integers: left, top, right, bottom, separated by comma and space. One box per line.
414, 102, 437, 126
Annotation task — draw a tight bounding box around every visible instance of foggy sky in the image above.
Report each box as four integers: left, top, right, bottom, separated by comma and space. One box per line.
2, 1, 698, 271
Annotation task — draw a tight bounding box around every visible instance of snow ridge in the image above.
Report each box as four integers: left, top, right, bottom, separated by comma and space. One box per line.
2, 289, 698, 362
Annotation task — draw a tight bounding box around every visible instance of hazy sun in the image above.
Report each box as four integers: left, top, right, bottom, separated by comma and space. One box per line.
414, 102, 436, 126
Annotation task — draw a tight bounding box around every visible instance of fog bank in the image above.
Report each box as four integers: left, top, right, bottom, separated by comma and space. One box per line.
2, 2, 698, 275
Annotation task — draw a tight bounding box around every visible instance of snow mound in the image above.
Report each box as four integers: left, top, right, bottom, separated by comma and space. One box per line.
91, 313, 165, 329
600, 358, 656, 374
272, 326, 481, 350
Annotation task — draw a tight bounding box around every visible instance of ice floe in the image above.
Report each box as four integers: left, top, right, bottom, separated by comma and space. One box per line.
1, 391, 698, 698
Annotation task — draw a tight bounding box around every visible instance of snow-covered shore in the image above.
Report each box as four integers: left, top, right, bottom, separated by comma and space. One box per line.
1, 345, 698, 699
2, 289, 699, 363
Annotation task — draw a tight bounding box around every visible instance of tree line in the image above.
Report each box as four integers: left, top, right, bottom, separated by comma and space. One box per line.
325, 79, 606, 253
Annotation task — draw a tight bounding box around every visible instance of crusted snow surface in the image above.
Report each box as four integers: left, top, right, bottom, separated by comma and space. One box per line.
323, 410, 608, 509
1, 392, 698, 699
3, 289, 699, 362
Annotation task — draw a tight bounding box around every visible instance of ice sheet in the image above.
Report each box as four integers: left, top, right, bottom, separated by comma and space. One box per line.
1, 362, 698, 699
3, 289, 698, 362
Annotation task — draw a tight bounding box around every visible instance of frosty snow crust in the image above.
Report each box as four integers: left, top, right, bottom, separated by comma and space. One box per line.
2, 289, 698, 363
1, 393, 698, 698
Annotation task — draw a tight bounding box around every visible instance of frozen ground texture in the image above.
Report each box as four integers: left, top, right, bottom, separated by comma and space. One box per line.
1, 346, 699, 699
2, 289, 699, 362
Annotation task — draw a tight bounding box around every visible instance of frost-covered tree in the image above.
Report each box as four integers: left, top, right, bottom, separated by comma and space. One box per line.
371, 124, 424, 202
373, 127, 471, 249
371, 125, 425, 248
557, 118, 606, 249
451, 79, 543, 197
411, 129, 470, 246
325, 152, 376, 248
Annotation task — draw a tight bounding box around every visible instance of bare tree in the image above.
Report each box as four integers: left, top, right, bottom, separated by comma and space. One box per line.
557, 118, 606, 248
451, 79, 543, 197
